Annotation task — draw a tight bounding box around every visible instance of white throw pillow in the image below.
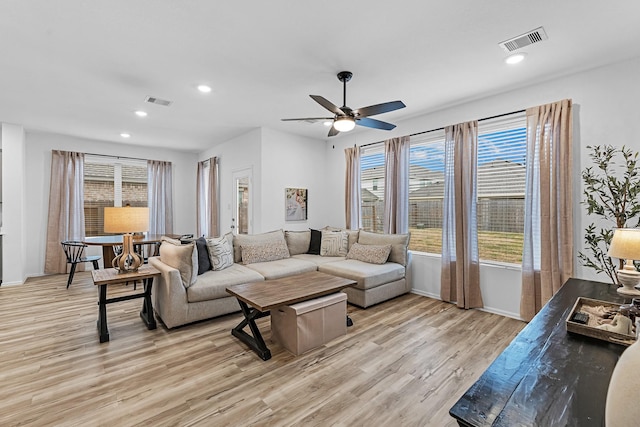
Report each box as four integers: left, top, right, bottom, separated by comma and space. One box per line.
206, 236, 234, 271
320, 231, 349, 257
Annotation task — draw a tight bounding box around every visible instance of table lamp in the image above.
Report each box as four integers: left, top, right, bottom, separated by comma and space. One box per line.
104, 206, 149, 273
607, 228, 640, 295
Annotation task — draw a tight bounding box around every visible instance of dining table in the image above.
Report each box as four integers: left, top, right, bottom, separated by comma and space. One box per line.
83, 233, 182, 268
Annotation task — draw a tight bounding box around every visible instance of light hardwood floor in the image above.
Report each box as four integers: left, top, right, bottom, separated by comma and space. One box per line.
0, 272, 524, 426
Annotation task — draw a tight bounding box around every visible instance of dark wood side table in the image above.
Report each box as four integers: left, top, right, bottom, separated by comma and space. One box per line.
91, 265, 160, 343
449, 278, 631, 426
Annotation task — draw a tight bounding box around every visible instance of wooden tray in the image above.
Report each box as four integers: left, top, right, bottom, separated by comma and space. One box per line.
565, 297, 636, 346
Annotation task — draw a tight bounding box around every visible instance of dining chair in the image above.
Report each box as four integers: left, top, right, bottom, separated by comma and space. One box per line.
61, 241, 101, 289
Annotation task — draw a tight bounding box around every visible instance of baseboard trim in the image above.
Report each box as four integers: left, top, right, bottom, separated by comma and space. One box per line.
410, 289, 524, 322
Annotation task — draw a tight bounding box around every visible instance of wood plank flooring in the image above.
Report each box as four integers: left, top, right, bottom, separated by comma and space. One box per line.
0, 272, 524, 426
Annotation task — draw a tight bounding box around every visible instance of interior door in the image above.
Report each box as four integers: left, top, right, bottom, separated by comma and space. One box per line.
232, 168, 252, 235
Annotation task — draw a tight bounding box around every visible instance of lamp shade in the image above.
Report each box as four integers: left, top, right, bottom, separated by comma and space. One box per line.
333, 116, 356, 132
104, 207, 149, 233
608, 228, 640, 260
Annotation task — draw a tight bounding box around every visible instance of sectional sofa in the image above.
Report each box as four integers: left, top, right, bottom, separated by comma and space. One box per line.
149, 228, 410, 328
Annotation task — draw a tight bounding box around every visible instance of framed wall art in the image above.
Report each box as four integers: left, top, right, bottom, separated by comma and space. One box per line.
285, 188, 307, 221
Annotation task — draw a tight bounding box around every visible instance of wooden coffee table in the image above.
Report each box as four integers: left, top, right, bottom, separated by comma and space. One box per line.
226, 271, 356, 360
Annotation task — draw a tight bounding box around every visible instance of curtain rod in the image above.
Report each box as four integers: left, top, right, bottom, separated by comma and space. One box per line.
84, 152, 157, 162
358, 108, 526, 148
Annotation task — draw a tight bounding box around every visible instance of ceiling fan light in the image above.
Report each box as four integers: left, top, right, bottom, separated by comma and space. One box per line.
334, 117, 355, 132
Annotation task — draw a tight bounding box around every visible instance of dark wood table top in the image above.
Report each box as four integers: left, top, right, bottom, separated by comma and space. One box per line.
226, 271, 355, 312
83, 234, 179, 246
91, 265, 160, 286
449, 278, 632, 427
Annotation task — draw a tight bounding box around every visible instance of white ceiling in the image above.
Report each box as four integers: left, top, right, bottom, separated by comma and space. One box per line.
1, 1, 640, 153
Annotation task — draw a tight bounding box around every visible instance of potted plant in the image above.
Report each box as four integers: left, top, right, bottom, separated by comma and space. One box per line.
578, 145, 640, 284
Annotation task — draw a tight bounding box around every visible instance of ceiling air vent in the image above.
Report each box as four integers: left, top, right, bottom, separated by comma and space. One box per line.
499, 27, 548, 52
145, 96, 172, 107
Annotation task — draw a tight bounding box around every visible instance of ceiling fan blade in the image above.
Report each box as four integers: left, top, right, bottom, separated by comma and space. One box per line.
356, 117, 396, 131
281, 117, 333, 122
355, 100, 406, 118
310, 95, 345, 115
328, 126, 340, 137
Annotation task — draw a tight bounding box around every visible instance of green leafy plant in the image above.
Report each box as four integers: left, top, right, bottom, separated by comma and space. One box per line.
578, 145, 640, 284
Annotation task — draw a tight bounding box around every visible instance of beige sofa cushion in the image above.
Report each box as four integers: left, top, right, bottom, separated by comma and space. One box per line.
186, 264, 264, 303
347, 243, 392, 264
245, 257, 317, 280
318, 259, 405, 290
357, 230, 410, 266
233, 229, 286, 263
291, 253, 346, 266
285, 230, 311, 255
159, 239, 198, 288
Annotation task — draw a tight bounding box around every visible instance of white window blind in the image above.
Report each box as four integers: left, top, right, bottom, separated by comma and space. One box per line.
476, 113, 527, 263
408, 129, 446, 253
360, 144, 385, 233
84, 155, 148, 236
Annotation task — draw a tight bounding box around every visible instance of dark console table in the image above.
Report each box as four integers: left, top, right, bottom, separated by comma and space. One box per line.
450, 278, 631, 426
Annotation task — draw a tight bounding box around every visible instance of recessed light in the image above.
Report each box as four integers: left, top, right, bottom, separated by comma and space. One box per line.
120, 133, 131, 138
135, 110, 147, 117
197, 85, 212, 93
505, 53, 527, 65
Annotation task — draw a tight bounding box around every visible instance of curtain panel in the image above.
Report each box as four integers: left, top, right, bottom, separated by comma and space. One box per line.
208, 157, 219, 237
44, 150, 85, 274
197, 157, 219, 237
521, 99, 573, 321
441, 121, 483, 309
344, 146, 362, 230
383, 136, 410, 234
147, 160, 174, 236
196, 160, 207, 237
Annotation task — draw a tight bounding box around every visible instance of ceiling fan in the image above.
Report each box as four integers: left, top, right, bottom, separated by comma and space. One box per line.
282, 71, 406, 137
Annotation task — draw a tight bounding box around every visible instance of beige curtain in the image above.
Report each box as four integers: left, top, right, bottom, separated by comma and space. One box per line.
521, 99, 573, 321
196, 160, 206, 236
441, 121, 483, 309
383, 136, 410, 234
44, 150, 85, 274
197, 157, 219, 237
344, 146, 362, 230
148, 160, 173, 235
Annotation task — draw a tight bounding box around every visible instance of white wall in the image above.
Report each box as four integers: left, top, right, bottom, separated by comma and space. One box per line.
25, 131, 198, 278
200, 128, 262, 235
260, 127, 330, 231
199, 127, 328, 235
1, 124, 27, 284
324, 56, 640, 319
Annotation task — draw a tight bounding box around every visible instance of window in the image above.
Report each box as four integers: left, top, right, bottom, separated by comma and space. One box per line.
363, 112, 527, 264
84, 155, 148, 236
360, 144, 385, 233
408, 130, 446, 253
476, 114, 526, 263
